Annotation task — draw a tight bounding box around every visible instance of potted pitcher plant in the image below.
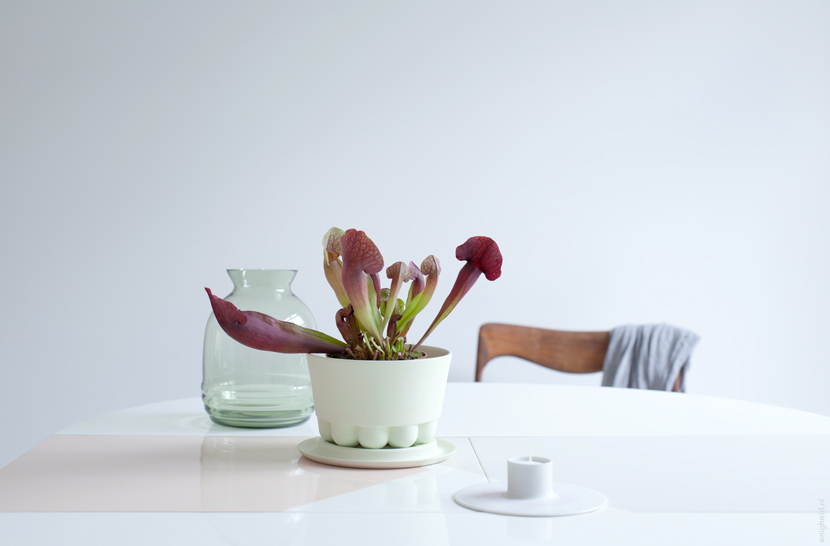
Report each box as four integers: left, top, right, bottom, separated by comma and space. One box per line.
206, 228, 502, 450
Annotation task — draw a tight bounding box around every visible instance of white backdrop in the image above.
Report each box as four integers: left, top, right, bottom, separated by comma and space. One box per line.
1, 0, 828, 468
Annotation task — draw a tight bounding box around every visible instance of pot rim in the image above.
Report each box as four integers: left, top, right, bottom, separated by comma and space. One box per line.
307, 345, 450, 361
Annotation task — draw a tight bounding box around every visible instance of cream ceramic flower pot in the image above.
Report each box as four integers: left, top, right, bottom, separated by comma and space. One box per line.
306, 346, 451, 449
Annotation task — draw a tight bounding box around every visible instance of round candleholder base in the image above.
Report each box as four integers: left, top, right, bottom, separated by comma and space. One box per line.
453, 482, 607, 517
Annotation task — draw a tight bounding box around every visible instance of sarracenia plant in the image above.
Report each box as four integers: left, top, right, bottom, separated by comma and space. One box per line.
206, 229, 502, 360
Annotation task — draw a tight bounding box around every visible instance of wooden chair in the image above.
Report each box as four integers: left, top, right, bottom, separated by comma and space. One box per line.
475, 323, 683, 392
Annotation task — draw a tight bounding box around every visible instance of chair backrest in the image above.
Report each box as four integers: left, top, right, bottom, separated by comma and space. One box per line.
475, 323, 610, 382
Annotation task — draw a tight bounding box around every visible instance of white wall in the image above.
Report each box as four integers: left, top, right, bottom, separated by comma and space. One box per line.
1, 0, 828, 468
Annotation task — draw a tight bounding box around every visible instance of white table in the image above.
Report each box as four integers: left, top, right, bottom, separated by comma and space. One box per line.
1, 383, 828, 545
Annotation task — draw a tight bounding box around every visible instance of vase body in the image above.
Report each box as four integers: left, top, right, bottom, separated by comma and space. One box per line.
202, 269, 315, 428
306, 346, 451, 448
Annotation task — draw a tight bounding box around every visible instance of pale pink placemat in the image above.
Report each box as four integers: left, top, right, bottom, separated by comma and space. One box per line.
0, 435, 424, 512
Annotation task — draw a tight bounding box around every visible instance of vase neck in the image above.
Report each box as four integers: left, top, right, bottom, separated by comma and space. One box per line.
227, 269, 297, 291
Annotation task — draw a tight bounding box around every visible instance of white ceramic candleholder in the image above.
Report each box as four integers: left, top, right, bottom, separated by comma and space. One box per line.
453, 456, 607, 517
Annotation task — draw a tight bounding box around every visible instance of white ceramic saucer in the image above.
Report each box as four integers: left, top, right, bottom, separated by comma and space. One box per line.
298, 437, 456, 469
453, 482, 607, 517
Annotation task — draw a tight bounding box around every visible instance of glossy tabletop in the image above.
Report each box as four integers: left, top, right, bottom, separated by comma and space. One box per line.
1, 383, 829, 545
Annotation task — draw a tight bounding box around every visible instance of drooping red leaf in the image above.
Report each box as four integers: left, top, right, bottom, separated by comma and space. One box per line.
206, 288, 348, 354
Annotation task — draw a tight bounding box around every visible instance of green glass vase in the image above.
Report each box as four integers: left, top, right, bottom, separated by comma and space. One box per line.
202, 269, 315, 428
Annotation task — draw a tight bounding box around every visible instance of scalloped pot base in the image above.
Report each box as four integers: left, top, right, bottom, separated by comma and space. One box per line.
306, 346, 452, 449
317, 419, 437, 449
